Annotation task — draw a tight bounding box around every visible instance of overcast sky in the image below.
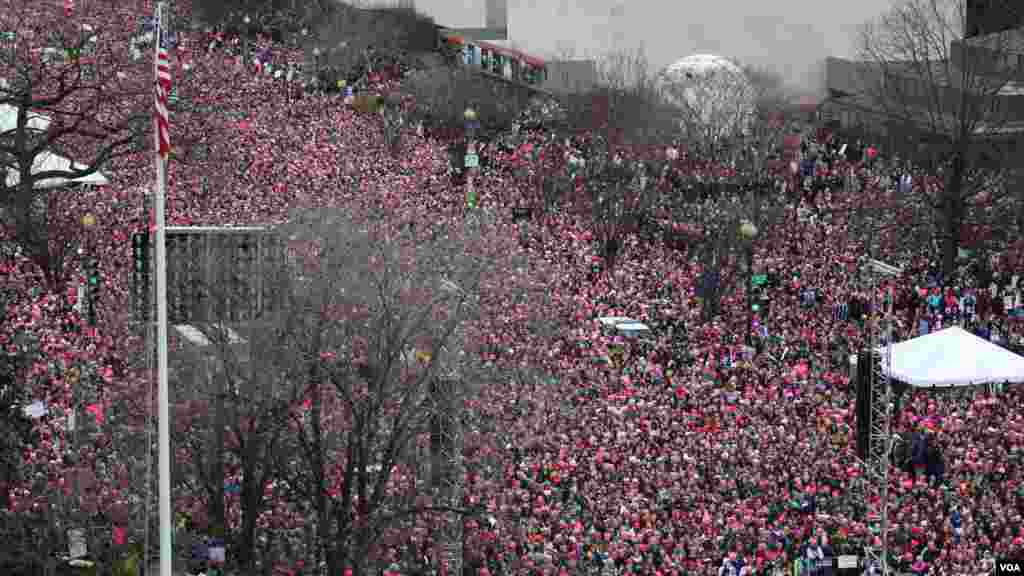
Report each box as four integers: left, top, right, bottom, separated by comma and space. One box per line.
404, 0, 897, 92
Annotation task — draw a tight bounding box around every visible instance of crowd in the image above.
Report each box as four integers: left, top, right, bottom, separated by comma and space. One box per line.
451, 112, 1024, 575
2, 1, 1024, 575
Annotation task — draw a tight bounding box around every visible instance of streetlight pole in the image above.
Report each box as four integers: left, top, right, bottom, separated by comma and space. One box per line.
464, 107, 479, 210
80, 213, 98, 327
241, 15, 251, 68
740, 218, 758, 346
740, 135, 766, 347
312, 47, 321, 93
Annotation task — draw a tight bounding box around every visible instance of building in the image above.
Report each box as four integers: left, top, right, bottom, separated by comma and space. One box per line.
966, 0, 1024, 39
821, 24, 1024, 165
542, 59, 598, 94
418, 0, 508, 41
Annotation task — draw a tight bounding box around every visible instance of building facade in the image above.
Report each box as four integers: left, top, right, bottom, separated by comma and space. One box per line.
541, 59, 598, 94
966, 0, 1024, 39
821, 27, 1024, 165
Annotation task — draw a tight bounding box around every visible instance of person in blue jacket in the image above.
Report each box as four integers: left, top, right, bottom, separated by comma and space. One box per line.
950, 503, 962, 544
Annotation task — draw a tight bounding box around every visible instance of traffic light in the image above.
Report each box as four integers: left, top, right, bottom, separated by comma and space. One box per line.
131, 232, 151, 322
85, 258, 101, 291
84, 258, 100, 325
132, 232, 149, 276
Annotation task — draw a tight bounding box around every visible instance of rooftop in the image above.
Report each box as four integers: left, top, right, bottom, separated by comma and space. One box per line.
962, 27, 1024, 55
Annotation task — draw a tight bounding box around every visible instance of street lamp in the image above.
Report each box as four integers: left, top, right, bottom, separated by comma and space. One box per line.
242, 15, 251, 66
80, 213, 99, 325
739, 220, 757, 240
311, 47, 322, 92
740, 219, 758, 346
464, 107, 479, 209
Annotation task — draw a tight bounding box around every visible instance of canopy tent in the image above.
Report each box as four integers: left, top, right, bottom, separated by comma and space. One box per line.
880, 326, 1024, 387
0, 103, 51, 133
5, 150, 110, 189
2, 104, 109, 188
597, 316, 652, 338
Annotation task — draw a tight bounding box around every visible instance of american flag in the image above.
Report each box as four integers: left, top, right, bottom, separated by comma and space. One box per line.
154, 7, 171, 158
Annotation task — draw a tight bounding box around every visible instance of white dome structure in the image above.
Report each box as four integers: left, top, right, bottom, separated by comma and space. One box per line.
656, 54, 756, 144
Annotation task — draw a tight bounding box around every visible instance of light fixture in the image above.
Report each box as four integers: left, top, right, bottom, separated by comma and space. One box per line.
739, 220, 757, 240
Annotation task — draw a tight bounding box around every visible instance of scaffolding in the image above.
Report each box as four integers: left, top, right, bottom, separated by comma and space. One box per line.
431, 377, 464, 576
860, 261, 896, 576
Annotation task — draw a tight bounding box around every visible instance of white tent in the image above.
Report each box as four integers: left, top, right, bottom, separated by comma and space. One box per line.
881, 326, 1024, 387
5, 150, 110, 189
2, 104, 109, 188
0, 103, 52, 133
597, 316, 652, 338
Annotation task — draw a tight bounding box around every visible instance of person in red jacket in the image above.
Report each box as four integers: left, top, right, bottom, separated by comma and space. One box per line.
944, 287, 959, 322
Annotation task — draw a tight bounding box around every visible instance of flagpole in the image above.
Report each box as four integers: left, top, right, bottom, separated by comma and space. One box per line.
153, 3, 172, 576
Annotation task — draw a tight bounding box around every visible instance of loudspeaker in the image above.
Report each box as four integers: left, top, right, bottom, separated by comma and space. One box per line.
855, 351, 873, 460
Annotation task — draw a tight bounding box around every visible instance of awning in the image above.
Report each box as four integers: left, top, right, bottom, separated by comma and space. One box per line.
880, 326, 1024, 387
6, 150, 110, 189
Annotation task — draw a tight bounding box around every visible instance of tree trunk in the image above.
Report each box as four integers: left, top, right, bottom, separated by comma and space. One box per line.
352, 519, 371, 576
325, 546, 342, 576
1015, 167, 1024, 234
237, 483, 261, 573
210, 360, 226, 545
13, 190, 52, 287
941, 157, 966, 280
603, 236, 620, 268
316, 471, 333, 576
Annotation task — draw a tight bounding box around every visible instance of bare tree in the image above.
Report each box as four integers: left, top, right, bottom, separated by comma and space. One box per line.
380, 92, 407, 158
171, 322, 294, 573
0, 327, 34, 512
743, 64, 792, 116
555, 48, 680, 268
573, 150, 665, 268
559, 47, 680, 148
349, 91, 408, 157
304, 0, 438, 84
259, 209, 496, 576
856, 0, 1023, 277
0, 1, 146, 288
404, 66, 534, 142
655, 55, 757, 158
653, 90, 789, 322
